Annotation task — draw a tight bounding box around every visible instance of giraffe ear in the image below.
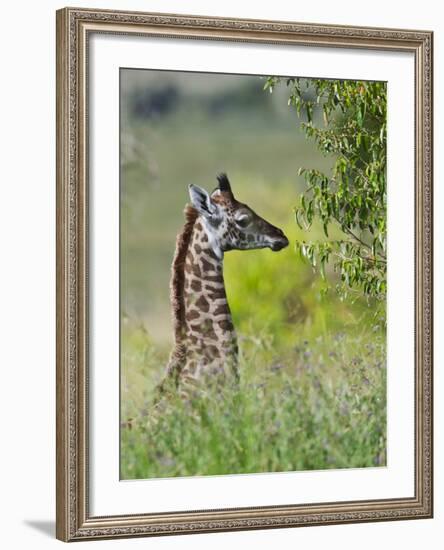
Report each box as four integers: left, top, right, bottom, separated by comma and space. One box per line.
188, 184, 217, 218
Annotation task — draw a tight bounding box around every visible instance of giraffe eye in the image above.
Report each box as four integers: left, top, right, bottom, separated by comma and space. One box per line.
235, 214, 251, 228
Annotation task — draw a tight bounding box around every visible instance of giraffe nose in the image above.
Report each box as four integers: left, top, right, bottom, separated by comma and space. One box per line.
271, 233, 289, 251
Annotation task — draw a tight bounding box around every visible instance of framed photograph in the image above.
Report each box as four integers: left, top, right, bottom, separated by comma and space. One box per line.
56, 7, 433, 542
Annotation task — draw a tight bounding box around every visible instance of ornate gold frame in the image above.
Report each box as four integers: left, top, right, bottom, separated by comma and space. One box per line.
56, 7, 433, 542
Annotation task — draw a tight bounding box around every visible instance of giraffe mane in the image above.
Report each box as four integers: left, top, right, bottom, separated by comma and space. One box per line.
170, 204, 199, 344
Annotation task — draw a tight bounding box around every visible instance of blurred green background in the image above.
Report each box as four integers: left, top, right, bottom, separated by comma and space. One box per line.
120, 69, 386, 479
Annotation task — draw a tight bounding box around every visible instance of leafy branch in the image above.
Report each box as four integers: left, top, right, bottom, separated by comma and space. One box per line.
265, 77, 387, 301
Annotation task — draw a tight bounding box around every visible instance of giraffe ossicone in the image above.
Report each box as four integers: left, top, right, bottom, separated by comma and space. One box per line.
158, 173, 289, 397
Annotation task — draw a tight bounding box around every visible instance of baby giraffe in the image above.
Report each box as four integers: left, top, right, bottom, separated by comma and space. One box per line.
158, 173, 289, 397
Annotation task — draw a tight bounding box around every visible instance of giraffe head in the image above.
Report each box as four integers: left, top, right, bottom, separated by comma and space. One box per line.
189, 173, 289, 259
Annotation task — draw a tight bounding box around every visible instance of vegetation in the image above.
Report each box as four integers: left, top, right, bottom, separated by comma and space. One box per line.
121, 323, 386, 479
120, 71, 387, 479
265, 78, 387, 302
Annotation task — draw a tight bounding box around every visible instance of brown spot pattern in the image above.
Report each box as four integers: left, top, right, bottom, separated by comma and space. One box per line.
195, 295, 210, 313
185, 309, 200, 321
206, 274, 224, 283
205, 328, 218, 341
185, 263, 201, 278
218, 319, 234, 331
205, 345, 221, 359
208, 289, 226, 300
201, 257, 215, 272
205, 284, 223, 292
213, 304, 229, 316
190, 279, 202, 292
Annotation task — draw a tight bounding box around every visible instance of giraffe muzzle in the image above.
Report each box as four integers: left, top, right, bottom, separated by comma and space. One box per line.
270, 235, 289, 251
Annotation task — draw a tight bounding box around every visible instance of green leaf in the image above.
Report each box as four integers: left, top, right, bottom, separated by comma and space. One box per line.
267, 77, 387, 300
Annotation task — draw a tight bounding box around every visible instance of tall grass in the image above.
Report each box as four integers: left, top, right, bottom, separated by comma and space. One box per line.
121, 325, 386, 479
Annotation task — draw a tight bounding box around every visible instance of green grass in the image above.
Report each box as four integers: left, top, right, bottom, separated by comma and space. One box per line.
121, 324, 386, 479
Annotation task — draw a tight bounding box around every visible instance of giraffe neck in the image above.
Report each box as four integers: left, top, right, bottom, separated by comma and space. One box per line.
183, 220, 236, 348
165, 207, 239, 392
166, 216, 237, 388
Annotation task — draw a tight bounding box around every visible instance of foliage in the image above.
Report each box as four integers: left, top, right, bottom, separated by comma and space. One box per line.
264, 78, 387, 301
121, 324, 386, 479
